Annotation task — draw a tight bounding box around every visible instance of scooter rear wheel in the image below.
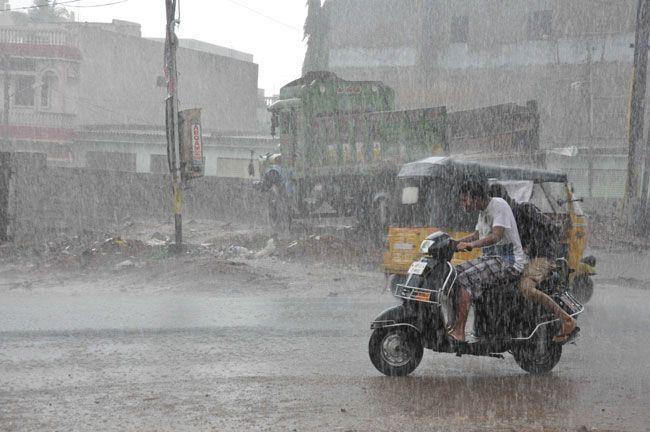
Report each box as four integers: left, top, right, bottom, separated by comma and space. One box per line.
571, 275, 594, 304
513, 339, 562, 374
369, 327, 423, 376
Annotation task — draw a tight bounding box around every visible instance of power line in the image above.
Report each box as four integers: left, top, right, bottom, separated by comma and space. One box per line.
221, 0, 394, 66
1, 0, 126, 12
1, 0, 85, 12
223, 0, 300, 31
66, 0, 129, 8
49, 86, 151, 125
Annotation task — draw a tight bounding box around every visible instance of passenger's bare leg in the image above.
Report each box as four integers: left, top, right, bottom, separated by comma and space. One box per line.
448, 287, 471, 341
519, 271, 576, 342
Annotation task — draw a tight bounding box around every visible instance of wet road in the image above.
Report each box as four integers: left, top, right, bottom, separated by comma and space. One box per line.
1, 282, 649, 431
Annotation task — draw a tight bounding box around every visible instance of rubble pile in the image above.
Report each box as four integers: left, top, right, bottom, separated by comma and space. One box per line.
47, 236, 151, 269
0, 217, 384, 273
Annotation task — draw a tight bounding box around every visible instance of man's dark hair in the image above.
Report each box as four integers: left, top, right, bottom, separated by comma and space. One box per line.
459, 179, 487, 199
488, 183, 515, 206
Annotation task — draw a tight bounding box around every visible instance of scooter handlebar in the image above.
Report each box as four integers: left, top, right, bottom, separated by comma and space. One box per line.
451, 239, 473, 252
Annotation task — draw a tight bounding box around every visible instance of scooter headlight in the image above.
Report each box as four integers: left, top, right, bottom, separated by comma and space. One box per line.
420, 240, 434, 254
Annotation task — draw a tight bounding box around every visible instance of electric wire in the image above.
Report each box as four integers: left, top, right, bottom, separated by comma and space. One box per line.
1, 0, 126, 13
49, 86, 151, 125
65, 0, 129, 8
1, 0, 84, 12
222, 0, 299, 31
221, 0, 394, 66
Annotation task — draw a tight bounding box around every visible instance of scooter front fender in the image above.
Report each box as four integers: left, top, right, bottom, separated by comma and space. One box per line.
370, 304, 421, 332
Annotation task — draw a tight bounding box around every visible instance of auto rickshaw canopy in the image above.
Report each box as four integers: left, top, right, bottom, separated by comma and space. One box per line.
398, 157, 568, 184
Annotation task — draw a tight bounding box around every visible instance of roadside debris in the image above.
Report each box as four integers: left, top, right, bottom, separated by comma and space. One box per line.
114, 259, 136, 271
254, 238, 276, 258
226, 245, 252, 258
148, 232, 171, 246
0, 219, 382, 273
282, 234, 364, 264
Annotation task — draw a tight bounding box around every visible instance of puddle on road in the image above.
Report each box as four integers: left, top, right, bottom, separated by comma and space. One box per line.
0, 293, 393, 334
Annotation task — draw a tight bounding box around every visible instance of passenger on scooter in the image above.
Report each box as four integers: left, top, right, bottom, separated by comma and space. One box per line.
448, 180, 528, 342
488, 184, 578, 343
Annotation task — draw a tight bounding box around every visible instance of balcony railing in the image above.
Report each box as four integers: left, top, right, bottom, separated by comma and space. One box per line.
0, 27, 78, 48
3, 110, 76, 129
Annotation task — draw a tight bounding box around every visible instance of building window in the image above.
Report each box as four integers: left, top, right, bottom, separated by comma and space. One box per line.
8, 58, 36, 72
41, 79, 50, 108
528, 10, 552, 40
15, 76, 36, 107
40, 72, 58, 109
451, 16, 469, 43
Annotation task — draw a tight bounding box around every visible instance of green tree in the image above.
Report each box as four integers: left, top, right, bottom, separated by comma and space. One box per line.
28, 0, 74, 22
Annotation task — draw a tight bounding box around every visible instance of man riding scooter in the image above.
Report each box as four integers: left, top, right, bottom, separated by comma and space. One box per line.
488, 184, 579, 343
449, 180, 527, 342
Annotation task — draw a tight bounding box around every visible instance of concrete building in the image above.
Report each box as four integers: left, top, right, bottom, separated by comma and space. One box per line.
0, 8, 80, 163
322, 0, 639, 198
0, 8, 272, 176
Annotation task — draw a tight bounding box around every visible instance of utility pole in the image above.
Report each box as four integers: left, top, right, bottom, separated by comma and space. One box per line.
624, 0, 650, 225
2, 55, 9, 147
642, 125, 650, 232
641, 78, 650, 232
164, 0, 183, 250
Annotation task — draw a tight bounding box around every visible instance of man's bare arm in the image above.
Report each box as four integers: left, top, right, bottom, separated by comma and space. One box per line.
456, 231, 479, 251
457, 231, 479, 243
469, 226, 504, 249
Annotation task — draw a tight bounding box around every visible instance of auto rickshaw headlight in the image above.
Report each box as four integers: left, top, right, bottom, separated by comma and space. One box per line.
401, 187, 419, 204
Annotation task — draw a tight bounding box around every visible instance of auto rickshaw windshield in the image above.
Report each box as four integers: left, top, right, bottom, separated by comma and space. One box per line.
541, 182, 585, 216
391, 177, 478, 230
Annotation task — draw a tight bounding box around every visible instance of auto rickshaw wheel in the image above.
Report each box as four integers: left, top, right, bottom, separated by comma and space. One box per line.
369, 327, 423, 377
571, 275, 594, 304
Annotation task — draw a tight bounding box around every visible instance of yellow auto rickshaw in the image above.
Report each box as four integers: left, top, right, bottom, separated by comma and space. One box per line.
383, 157, 596, 302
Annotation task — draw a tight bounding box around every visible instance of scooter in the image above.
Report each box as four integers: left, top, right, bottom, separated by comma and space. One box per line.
368, 231, 584, 376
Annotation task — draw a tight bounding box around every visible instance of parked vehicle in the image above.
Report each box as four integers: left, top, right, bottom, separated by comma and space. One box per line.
369, 231, 584, 377
256, 71, 540, 234
383, 157, 596, 303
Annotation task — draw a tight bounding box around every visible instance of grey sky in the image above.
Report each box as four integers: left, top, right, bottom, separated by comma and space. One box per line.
10, 0, 308, 95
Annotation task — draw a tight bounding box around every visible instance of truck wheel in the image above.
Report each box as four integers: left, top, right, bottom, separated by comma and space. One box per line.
369, 327, 423, 376
571, 276, 594, 304
268, 183, 291, 231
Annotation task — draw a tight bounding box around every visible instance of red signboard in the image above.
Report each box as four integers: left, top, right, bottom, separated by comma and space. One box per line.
191, 122, 202, 166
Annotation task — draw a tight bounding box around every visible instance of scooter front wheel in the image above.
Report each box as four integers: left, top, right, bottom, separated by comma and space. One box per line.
369, 327, 423, 376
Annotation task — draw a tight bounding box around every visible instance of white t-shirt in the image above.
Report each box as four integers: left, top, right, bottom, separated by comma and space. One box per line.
476, 197, 528, 271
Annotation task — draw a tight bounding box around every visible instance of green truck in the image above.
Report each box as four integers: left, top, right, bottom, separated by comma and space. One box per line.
258, 71, 539, 232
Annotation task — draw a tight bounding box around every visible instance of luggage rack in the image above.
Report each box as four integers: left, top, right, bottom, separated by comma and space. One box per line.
512, 290, 585, 341
393, 263, 457, 305
394, 284, 441, 304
